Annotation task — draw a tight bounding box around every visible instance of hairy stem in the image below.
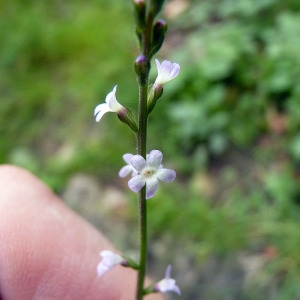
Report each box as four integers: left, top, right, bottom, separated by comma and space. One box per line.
136, 11, 154, 300
136, 83, 148, 300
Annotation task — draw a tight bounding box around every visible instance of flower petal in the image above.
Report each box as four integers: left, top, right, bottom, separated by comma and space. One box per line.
105, 85, 117, 105
105, 85, 123, 111
155, 59, 162, 74
160, 279, 181, 295
97, 263, 110, 277
155, 265, 181, 295
160, 60, 173, 74
94, 103, 109, 116
95, 104, 111, 122
119, 165, 134, 178
99, 250, 123, 264
147, 150, 163, 169
155, 59, 180, 85
131, 155, 146, 172
156, 168, 176, 182
128, 175, 145, 193
123, 153, 134, 164
97, 250, 123, 277
165, 265, 171, 279
159, 278, 175, 291
172, 285, 181, 295
170, 63, 180, 80
146, 177, 159, 199
157, 60, 173, 83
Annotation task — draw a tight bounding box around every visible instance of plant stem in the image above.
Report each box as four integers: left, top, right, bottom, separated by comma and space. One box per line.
136, 11, 154, 300
136, 83, 148, 300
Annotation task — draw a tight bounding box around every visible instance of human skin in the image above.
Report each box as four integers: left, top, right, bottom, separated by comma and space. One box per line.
0, 165, 164, 300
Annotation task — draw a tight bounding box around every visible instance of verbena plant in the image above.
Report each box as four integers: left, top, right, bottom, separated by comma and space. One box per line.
94, 0, 181, 298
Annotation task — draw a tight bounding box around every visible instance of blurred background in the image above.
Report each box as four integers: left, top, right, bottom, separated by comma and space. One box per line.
1, 0, 300, 298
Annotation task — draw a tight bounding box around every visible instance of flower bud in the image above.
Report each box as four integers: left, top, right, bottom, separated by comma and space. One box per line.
147, 85, 163, 114
135, 28, 143, 51
134, 55, 150, 86
133, 0, 146, 30
149, 0, 166, 16
150, 20, 168, 58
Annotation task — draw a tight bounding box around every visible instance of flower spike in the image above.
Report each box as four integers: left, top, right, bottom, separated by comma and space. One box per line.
128, 150, 176, 199
154, 265, 181, 295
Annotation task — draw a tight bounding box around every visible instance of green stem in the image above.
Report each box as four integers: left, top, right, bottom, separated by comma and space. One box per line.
136, 193, 147, 300
136, 11, 154, 300
136, 83, 148, 300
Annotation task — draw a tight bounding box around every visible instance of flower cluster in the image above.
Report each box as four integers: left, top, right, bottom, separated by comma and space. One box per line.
120, 150, 176, 199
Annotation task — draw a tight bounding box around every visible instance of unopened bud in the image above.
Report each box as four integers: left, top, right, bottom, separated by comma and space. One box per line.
133, 0, 146, 30
147, 84, 163, 114
150, 20, 168, 58
149, 0, 166, 16
135, 28, 143, 51
134, 55, 150, 86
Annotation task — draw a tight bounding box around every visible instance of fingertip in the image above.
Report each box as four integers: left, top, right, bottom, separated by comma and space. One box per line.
0, 165, 165, 300
0, 164, 54, 204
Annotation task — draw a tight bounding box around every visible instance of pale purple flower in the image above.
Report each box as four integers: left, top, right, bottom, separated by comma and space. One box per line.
97, 250, 124, 277
94, 86, 124, 122
154, 59, 180, 86
128, 150, 176, 199
154, 265, 181, 295
119, 153, 138, 178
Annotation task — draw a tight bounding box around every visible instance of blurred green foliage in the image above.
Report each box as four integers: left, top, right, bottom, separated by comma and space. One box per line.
151, 1, 300, 297
155, 0, 300, 167
0, 0, 138, 188
1, 0, 300, 297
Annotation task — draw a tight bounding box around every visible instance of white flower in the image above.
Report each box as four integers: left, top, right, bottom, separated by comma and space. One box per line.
94, 86, 124, 122
154, 265, 181, 295
154, 59, 180, 86
119, 153, 138, 178
128, 150, 176, 199
97, 250, 124, 277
